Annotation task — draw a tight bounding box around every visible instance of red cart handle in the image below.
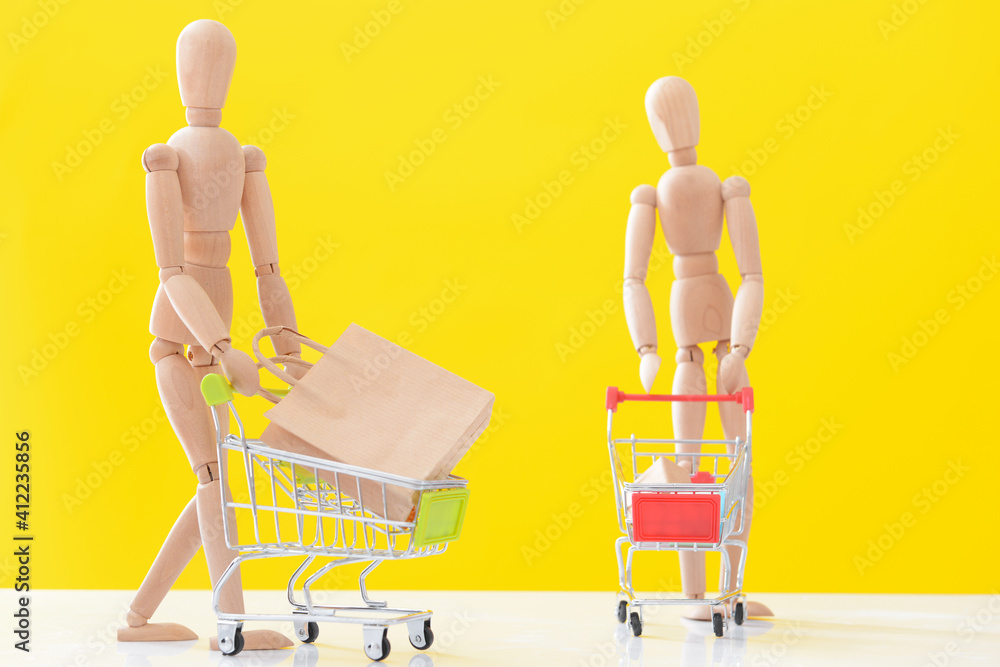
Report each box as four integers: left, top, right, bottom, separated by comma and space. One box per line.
605, 386, 754, 413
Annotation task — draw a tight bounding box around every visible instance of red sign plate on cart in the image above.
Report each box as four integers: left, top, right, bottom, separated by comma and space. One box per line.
631, 493, 721, 543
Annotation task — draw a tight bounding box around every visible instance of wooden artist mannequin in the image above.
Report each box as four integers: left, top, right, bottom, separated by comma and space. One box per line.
622, 76, 772, 621
118, 19, 306, 649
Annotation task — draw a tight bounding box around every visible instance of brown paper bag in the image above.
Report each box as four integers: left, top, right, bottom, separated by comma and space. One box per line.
254, 324, 494, 521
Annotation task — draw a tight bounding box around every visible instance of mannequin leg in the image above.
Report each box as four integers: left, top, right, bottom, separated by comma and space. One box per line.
118, 494, 201, 641
715, 341, 772, 618
186, 346, 293, 651
673, 347, 710, 619
119, 339, 291, 649
119, 339, 201, 642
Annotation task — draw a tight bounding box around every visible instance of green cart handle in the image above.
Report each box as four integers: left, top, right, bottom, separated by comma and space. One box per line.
200, 373, 290, 406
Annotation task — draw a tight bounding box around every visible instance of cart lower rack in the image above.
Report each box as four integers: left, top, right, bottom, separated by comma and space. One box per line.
605, 386, 754, 638
200, 374, 470, 659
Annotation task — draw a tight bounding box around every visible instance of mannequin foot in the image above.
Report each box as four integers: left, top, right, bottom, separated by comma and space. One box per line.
681, 594, 713, 621
681, 595, 773, 621
682, 608, 715, 621
210, 629, 294, 651
118, 610, 197, 642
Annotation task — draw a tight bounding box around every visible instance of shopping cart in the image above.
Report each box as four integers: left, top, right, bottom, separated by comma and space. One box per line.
605, 386, 755, 638
197, 370, 471, 659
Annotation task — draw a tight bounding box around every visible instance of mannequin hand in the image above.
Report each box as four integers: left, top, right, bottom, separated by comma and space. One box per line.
219, 346, 260, 397
639, 351, 661, 393
718, 346, 748, 394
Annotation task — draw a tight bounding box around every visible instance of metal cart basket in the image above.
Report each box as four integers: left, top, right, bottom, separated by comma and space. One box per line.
199, 373, 471, 659
605, 386, 754, 638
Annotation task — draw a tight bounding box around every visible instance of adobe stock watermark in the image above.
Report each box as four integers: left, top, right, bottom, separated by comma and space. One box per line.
754, 416, 844, 512
578, 635, 624, 667
62, 405, 169, 514
555, 245, 668, 363
844, 126, 958, 243
17, 268, 135, 385
385, 76, 502, 192
213, 0, 247, 20
878, 0, 931, 40
922, 593, 1000, 667
230, 235, 340, 348
545, 0, 588, 30
245, 107, 296, 148
52, 66, 168, 182
466, 404, 511, 458
887, 255, 996, 372
425, 609, 474, 652
730, 85, 833, 179
340, 0, 411, 63
0, 554, 20, 587
185, 108, 296, 213
752, 622, 806, 666
7, 0, 71, 53
347, 278, 468, 393
65, 602, 133, 666
672, 0, 752, 72
757, 286, 800, 336
521, 469, 614, 565
854, 459, 969, 575
185, 160, 242, 213
512, 116, 627, 233
406, 278, 467, 334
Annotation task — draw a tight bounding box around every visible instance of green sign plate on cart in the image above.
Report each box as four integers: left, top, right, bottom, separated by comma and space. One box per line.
413, 488, 470, 548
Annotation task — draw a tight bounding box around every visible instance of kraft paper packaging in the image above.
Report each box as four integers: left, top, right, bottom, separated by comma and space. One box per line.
261, 323, 494, 521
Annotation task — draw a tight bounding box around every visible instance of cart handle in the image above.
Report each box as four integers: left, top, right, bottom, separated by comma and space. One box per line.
605, 386, 754, 413
200, 373, 291, 407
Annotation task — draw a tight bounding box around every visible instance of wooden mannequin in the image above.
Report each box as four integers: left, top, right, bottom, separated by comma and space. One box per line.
623, 76, 772, 621
118, 19, 306, 649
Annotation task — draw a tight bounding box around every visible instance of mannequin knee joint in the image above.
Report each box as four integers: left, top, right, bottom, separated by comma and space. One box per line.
675, 346, 704, 365
149, 338, 184, 364
195, 462, 219, 484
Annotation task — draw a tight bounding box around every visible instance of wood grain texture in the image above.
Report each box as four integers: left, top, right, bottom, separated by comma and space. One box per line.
623, 185, 658, 356
176, 19, 236, 110
645, 76, 700, 153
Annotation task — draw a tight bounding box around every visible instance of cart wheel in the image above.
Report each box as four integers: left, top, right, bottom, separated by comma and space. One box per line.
734, 602, 745, 626
616, 600, 628, 623
712, 612, 724, 637
363, 628, 391, 661
629, 611, 643, 637
220, 628, 245, 656
409, 619, 434, 650
301, 621, 319, 643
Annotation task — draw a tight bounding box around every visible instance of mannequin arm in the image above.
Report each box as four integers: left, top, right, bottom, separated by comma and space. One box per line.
722, 176, 764, 358
239, 146, 306, 379
144, 143, 258, 395
144, 144, 229, 354
623, 185, 660, 392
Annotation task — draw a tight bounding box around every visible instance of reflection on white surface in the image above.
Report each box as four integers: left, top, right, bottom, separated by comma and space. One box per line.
608, 607, 774, 667
6, 590, 1000, 665
115, 639, 196, 667
291, 643, 319, 667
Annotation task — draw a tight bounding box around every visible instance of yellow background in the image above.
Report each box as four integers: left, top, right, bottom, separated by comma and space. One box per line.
2, 0, 998, 595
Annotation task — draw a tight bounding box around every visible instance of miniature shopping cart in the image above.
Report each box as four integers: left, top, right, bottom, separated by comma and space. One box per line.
198, 373, 471, 659
605, 386, 755, 638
